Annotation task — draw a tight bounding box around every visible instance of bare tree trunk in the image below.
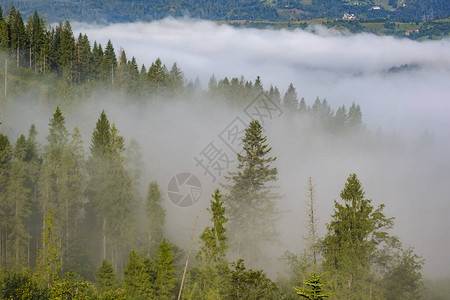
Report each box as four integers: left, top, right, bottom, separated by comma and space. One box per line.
306, 177, 318, 272
28, 235, 30, 266
178, 216, 198, 300
66, 197, 69, 268
103, 217, 106, 260
4, 59, 7, 100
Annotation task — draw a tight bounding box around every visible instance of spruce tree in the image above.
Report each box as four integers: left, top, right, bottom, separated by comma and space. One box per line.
96, 259, 117, 293
223, 120, 281, 264
294, 272, 332, 300
87, 110, 136, 268
145, 181, 165, 255
124, 250, 145, 298
194, 189, 228, 298
154, 239, 176, 300
7, 135, 32, 268
168, 62, 184, 94
347, 102, 362, 129
39, 107, 83, 271
321, 173, 395, 299
147, 58, 167, 96
0, 134, 12, 268
226, 259, 282, 299
268, 85, 281, 104
283, 83, 298, 111
34, 211, 61, 289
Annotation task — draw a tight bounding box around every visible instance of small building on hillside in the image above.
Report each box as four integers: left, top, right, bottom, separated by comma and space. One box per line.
405, 28, 419, 35
343, 13, 357, 20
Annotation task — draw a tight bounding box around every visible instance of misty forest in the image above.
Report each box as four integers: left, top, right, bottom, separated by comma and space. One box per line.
0, 4, 449, 300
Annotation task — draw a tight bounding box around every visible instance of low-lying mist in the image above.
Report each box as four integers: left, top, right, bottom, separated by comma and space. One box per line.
1, 19, 449, 278
73, 19, 450, 141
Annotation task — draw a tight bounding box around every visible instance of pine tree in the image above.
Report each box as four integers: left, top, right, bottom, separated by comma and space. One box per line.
96, 259, 117, 293
283, 83, 298, 111
147, 58, 167, 96
7, 135, 32, 268
91, 41, 104, 80
299, 98, 308, 113
168, 62, 184, 94
34, 211, 61, 289
145, 181, 165, 256
103, 39, 117, 84
347, 102, 362, 129
24, 124, 41, 267
268, 85, 281, 104
382, 247, 424, 300
193, 189, 228, 298
154, 239, 176, 300
8, 7, 26, 67
58, 21, 75, 78
74, 33, 92, 83
47, 106, 68, 149
39, 107, 80, 271
334, 105, 347, 131
87, 111, 136, 268
0, 133, 12, 268
254, 76, 263, 94
226, 259, 281, 299
321, 174, 395, 299
61, 127, 86, 272
294, 272, 332, 300
223, 120, 281, 264
124, 250, 144, 298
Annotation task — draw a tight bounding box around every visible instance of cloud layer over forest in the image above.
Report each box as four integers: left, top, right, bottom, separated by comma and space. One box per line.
74, 19, 450, 139
60, 20, 449, 277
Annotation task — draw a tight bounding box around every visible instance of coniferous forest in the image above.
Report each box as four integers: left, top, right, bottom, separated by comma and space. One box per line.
0, 5, 448, 300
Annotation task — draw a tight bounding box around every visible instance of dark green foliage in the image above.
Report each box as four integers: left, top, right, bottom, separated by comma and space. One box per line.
123, 241, 176, 300
226, 259, 282, 299
87, 110, 136, 268
124, 250, 150, 299
51, 272, 97, 300
197, 189, 228, 264
224, 119, 281, 264
383, 247, 424, 300
34, 211, 61, 289
47, 106, 68, 149
0, 268, 48, 299
1, 0, 446, 23
96, 259, 117, 293
192, 189, 229, 298
154, 239, 176, 299
321, 174, 398, 299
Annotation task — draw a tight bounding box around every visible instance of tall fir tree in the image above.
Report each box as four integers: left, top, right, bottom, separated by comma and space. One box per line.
145, 181, 165, 256
96, 259, 117, 293
321, 173, 395, 299
34, 211, 61, 289
7, 135, 32, 268
193, 189, 228, 299
283, 83, 299, 112
154, 238, 176, 300
87, 110, 136, 269
223, 120, 281, 265
0, 133, 12, 268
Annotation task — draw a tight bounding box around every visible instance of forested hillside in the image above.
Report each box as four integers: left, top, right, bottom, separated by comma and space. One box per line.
0, 5, 447, 300
0, 0, 448, 23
